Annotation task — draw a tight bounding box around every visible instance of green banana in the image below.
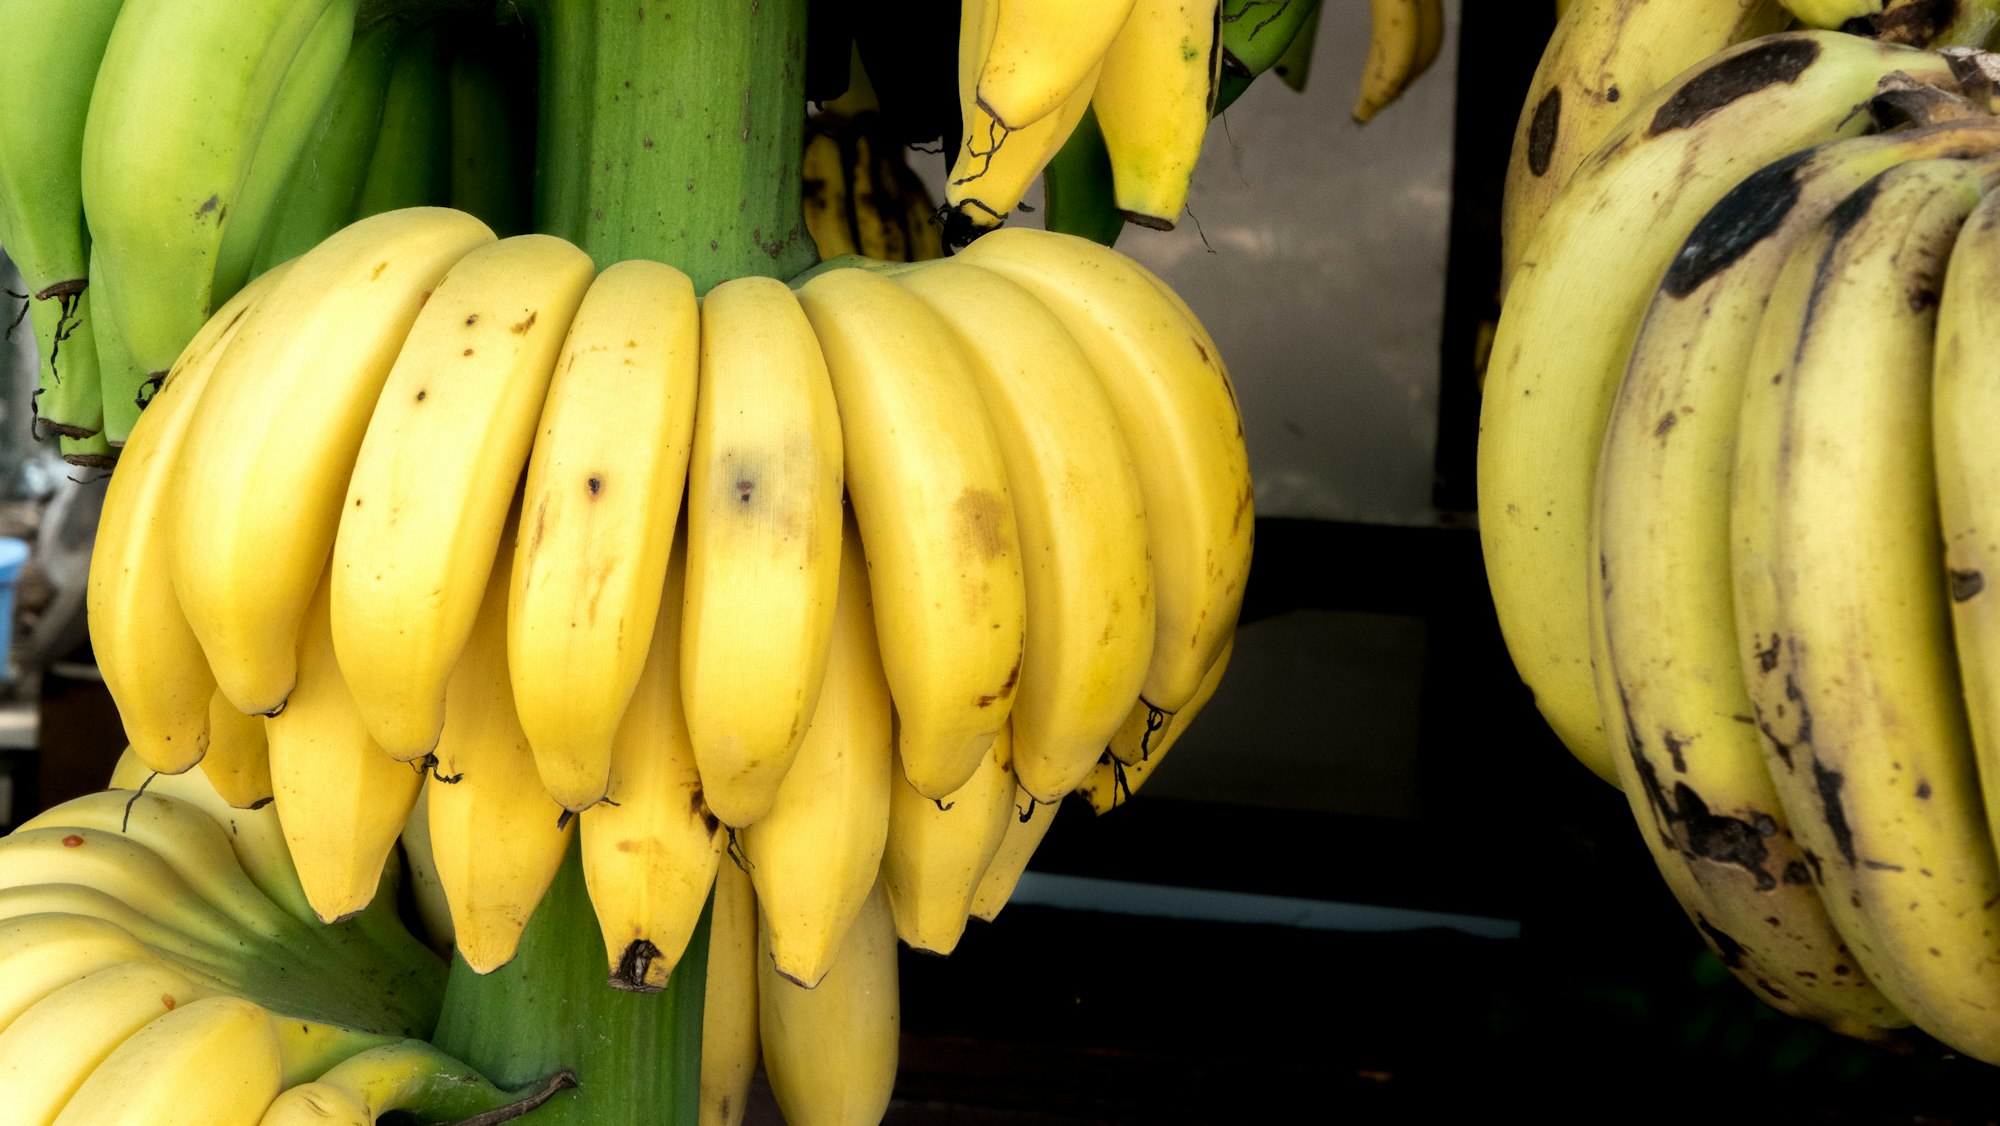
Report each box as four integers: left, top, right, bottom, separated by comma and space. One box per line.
351, 21, 453, 219
1222, 0, 1323, 79
448, 29, 534, 238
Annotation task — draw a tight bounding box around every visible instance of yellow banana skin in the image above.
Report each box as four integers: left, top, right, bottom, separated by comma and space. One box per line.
700, 859, 759, 1126
580, 537, 723, 992
267, 571, 424, 925
1780, 0, 1882, 25
896, 262, 1154, 803
1500, 0, 1790, 294
79, 0, 342, 375
975, 0, 1137, 130
738, 515, 892, 988
958, 228, 1252, 718
201, 688, 274, 810
333, 233, 595, 764
0, 913, 163, 1033
1352, 0, 1446, 124
802, 126, 860, 258
758, 880, 899, 1126
882, 725, 1017, 954
797, 267, 1027, 800
1090, 0, 1222, 227
426, 536, 575, 975
1477, 32, 1954, 786
681, 276, 845, 827
1732, 158, 2000, 1063
0, 959, 208, 1126
969, 783, 1059, 921
52, 995, 282, 1126
511, 259, 699, 813
948, 0, 1104, 228
89, 263, 286, 774
171, 207, 496, 719
1083, 637, 1232, 813
1589, 130, 2000, 1041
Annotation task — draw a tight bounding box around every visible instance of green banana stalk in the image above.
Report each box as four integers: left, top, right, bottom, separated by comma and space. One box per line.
1041, 107, 1124, 248
210, 0, 360, 303
352, 21, 454, 219
251, 17, 411, 275
81, 0, 347, 377
0, 0, 124, 440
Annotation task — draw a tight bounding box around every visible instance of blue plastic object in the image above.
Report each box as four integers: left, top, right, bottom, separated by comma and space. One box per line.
0, 536, 30, 676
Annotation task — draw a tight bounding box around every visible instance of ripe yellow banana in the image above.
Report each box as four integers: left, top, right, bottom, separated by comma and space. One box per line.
1082, 637, 1232, 812
90, 261, 286, 774
882, 724, 1016, 954
1500, 0, 1790, 294
1477, 32, 1955, 785
947, 0, 1104, 229
0, 913, 163, 1033
332, 233, 595, 763
1779, 0, 1881, 25
52, 995, 282, 1126
1590, 128, 2000, 1042
974, 0, 1137, 130
398, 780, 455, 958
257, 1038, 538, 1126
700, 859, 759, 1126
681, 276, 845, 827
896, 261, 1153, 803
758, 880, 899, 1126
737, 514, 892, 988
1090, 0, 1222, 227
957, 228, 1252, 720
426, 534, 574, 975
968, 784, 1059, 921
1732, 156, 2000, 1063
171, 207, 495, 718
0, 959, 208, 1126
266, 570, 424, 925
580, 536, 723, 992
796, 267, 1026, 800
511, 258, 699, 813
802, 125, 860, 258
1352, 0, 1446, 124
200, 688, 273, 811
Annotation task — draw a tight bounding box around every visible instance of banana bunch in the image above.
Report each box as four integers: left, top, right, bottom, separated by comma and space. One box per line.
1501, 0, 2000, 296
0, 0, 531, 463
803, 111, 947, 262
1482, 25, 2000, 1061
940, 0, 1443, 236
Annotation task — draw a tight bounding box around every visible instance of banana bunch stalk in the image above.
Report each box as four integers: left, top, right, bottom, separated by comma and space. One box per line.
1486, 23, 2000, 1062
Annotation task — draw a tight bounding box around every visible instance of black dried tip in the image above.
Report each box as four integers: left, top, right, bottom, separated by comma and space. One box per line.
1661, 148, 1811, 298
1648, 38, 1820, 137
609, 939, 667, 993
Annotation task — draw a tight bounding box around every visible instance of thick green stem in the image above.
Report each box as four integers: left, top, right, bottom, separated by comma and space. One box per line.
431, 1, 807, 1121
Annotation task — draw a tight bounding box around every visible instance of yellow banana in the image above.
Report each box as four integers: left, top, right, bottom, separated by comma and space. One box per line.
52, 995, 282, 1126
200, 688, 273, 810
974, 0, 1136, 130
0, 913, 163, 1033
1082, 637, 1232, 813
0, 959, 208, 1126
948, 0, 1104, 229
882, 724, 1016, 954
758, 881, 899, 1126
700, 859, 758, 1126
1089, 0, 1222, 227
802, 125, 860, 259
968, 784, 1059, 922
1352, 0, 1448, 124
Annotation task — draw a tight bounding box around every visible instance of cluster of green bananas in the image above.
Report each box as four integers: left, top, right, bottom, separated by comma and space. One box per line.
1502, 0, 2000, 296
0, 0, 532, 468
940, 0, 1443, 235
1482, 25, 2000, 1060
78, 199, 1248, 1118
802, 110, 946, 263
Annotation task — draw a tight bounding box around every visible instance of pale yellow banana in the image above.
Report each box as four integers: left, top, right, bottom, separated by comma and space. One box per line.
883, 724, 1016, 954
759, 881, 899, 1126
975, 0, 1136, 130
201, 688, 273, 810
1353, 0, 1447, 124
1083, 637, 1232, 812
701, 859, 759, 1126
969, 784, 1058, 922
0, 914, 162, 1033
0, 959, 208, 1126
52, 995, 282, 1126
1090, 0, 1222, 227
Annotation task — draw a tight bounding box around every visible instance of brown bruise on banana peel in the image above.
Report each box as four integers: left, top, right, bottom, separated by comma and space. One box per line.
1850, 0, 1960, 45
1527, 86, 1561, 178
1646, 38, 1821, 138
609, 938, 667, 993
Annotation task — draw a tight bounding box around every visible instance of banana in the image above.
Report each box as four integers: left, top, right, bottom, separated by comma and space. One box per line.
448, 34, 533, 238
171, 207, 495, 719
257, 1039, 546, 1126
701, 858, 758, 1126
949, 21, 1103, 233
1352, 0, 1446, 124
957, 228, 1251, 721
0, 913, 163, 1033
0, 887, 243, 991
202, 689, 274, 811
1780, 0, 1882, 25
90, 261, 288, 774
266, 570, 424, 925
55, 430, 115, 471
513, 259, 700, 813
737, 512, 892, 988
1089, 0, 1222, 228
1082, 637, 1233, 813
351, 23, 453, 218
209, 0, 359, 305
882, 724, 1016, 954
1477, 32, 1956, 786
426, 533, 574, 975
579, 535, 724, 992
80, 0, 345, 376
0, 960, 208, 1126
847, 132, 910, 260
1590, 129, 2000, 1042
968, 784, 1059, 921
1865, 0, 2000, 46
758, 880, 898, 1126
796, 266, 1027, 800
52, 995, 282, 1126
681, 275, 844, 826
1499, 0, 1791, 294
0, 0, 122, 440
90, 241, 160, 446
1271, 0, 1321, 92
803, 125, 861, 258
332, 233, 593, 762
973, 0, 1135, 130
1221, 0, 1323, 80
1732, 156, 2000, 1063
398, 780, 455, 958
251, 19, 409, 275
